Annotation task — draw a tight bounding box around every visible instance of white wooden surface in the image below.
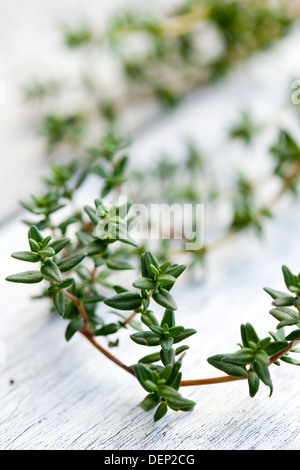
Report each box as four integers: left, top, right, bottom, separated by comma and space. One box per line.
2, 2, 300, 450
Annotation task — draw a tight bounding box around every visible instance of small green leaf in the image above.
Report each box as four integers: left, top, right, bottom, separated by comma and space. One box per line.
133, 277, 157, 290
168, 326, 185, 338
158, 275, 176, 286
104, 292, 143, 311
38, 248, 56, 257
141, 253, 153, 279
48, 238, 71, 254
160, 308, 175, 328
138, 352, 161, 364
160, 348, 175, 366
280, 356, 300, 366
175, 345, 190, 356
6, 270, 44, 284
253, 361, 273, 396
53, 290, 65, 316
83, 294, 106, 304
57, 253, 87, 272
282, 265, 294, 290
173, 329, 197, 344
248, 371, 260, 398
154, 402, 168, 421
130, 331, 160, 346
263, 287, 290, 299
265, 341, 288, 356
223, 348, 254, 366
41, 260, 62, 283
285, 330, 300, 341
160, 337, 174, 352
153, 289, 177, 310
11, 251, 40, 263
276, 319, 299, 329
94, 323, 118, 336
65, 319, 83, 341
207, 354, 246, 378
107, 258, 134, 271
273, 296, 296, 307
269, 307, 299, 322
133, 363, 155, 392
139, 394, 160, 412
159, 385, 195, 412
28, 225, 44, 243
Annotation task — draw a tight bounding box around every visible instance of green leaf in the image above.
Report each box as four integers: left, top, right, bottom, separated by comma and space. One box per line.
133, 277, 157, 290
139, 394, 160, 412
94, 323, 118, 336
269, 307, 299, 322
247, 371, 260, 398
158, 275, 176, 286
254, 350, 269, 366
65, 319, 83, 341
53, 290, 65, 316
6, 270, 44, 284
168, 326, 185, 338
57, 253, 87, 272
154, 402, 168, 421
173, 329, 197, 344
133, 363, 155, 393
160, 348, 175, 366
263, 287, 290, 300
280, 356, 300, 366
160, 309, 175, 328
273, 296, 296, 307
104, 292, 143, 311
83, 294, 106, 304
253, 361, 273, 396
160, 337, 174, 352
223, 348, 254, 366
130, 331, 160, 346
285, 330, 300, 341
48, 238, 71, 254
159, 386, 195, 412
40, 260, 62, 283
175, 345, 190, 356
244, 323, 259, 344
276, 319, 300, 329
165, 264, 186, 279
159, 364, 173, 382
153, 289, 177, 310
59, 278, 74, 289
145, 251, 160, 273
138, 352, 161, 364
141, 253, 153, 279
282, 265, 294, 290
106, 258, 134, 271
38, 248, 56, 257
207, 354, 246, 378
11, 251, 40, 263
265, 341, 288, 356
28, 225, 44, 243
141, 311, 159, 327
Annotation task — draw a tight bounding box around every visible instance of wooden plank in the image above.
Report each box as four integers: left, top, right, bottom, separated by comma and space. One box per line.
2, 2, 300, 451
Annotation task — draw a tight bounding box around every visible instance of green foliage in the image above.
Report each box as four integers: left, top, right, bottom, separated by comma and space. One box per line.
209, 265, 300, 398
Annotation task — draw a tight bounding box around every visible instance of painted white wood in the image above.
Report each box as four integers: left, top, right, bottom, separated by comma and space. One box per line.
2, 1, 300, 451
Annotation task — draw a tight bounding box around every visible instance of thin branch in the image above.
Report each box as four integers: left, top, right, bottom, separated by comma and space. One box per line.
180, 339, 300, 387
64, 289, 135, 377
81, 330, 135, 377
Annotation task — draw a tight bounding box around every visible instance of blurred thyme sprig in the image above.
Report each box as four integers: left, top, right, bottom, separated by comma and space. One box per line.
24, 0, 295, 150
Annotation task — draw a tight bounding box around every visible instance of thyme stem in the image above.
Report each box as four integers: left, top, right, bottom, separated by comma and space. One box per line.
180, 340, 300, 387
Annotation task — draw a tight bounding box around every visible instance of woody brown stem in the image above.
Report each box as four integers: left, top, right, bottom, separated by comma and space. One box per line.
180, 340, 300, 387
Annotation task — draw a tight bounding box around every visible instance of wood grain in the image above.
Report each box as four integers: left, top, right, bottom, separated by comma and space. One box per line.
2, 2, 300, 450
